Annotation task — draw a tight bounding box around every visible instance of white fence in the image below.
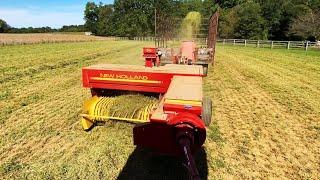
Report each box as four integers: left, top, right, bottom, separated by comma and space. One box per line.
2, 35, 319, 52
217, 39, 319, 51
132, 37, 320, 51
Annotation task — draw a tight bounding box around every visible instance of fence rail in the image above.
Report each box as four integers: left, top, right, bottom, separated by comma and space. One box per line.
2, 35, 319, 52
217, 39, 319, 51
132, 37, 320, 51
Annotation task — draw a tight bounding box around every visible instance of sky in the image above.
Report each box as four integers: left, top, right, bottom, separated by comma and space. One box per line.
0, 0, 114, 28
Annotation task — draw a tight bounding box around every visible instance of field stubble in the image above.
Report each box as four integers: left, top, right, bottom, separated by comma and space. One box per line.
0, 41, 319, 179
204, 46, 320, 179
0, 33, 112, 45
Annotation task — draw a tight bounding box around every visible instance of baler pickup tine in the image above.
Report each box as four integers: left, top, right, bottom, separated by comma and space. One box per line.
80, 95, 157, 129
80, 114, 148, 124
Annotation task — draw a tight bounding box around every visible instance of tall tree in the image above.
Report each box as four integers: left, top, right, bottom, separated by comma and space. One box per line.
258, 0, 285, 40
97, 4, 114, 36
234, 2, 267, 39
290, 9, 320, 41
218, 7, 239, 38
112, 0, 154, 37
0, 19, 10, 33
219, 0, 246, 8
84, 2, 99, 34
201, 0, 218, 18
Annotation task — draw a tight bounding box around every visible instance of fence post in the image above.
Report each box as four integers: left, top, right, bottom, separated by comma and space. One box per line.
244, 40, 247, 47
287, 41, 290, 50
223, 39, 226, 45
257, 40, 260, 48
271, 41, 274, 49
233, 39, 236, 46
305, 41, 309, 51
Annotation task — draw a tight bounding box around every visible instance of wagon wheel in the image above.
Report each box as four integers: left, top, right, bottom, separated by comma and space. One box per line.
201, 97, 212, 126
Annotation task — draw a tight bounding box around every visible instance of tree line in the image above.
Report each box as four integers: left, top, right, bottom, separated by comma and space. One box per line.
84, 0, 217, 38
0, 19, 85, 33
219, 0, 320, 41
84, 0, 320, 41
1, 0, 319, 41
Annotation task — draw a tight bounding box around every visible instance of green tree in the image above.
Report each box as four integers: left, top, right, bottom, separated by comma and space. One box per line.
84, 2, 99, 34
290, 9, 320, 41
112, 0, 154, 37
0, 19, 10, 33
218, 7, 239, 38
257, 0, 285, 40
219, 0, 246, 8
202, 0, 218, 18
234, 2, 267, 39
97, 4, 114, 36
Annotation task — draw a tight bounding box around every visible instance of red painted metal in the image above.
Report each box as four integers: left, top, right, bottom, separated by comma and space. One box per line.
133, 112, 206, 156
82, 68, 202, 93
143, 47, 157, 67
143, 47, 157, 55
207, 11, 220, 63
82, 65, 206, 152
163, 103, 202, 116
180, 41, 196, 62
145, 58, 154, 67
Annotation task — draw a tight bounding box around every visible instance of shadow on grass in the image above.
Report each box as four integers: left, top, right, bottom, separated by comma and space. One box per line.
117, 147, 208, 180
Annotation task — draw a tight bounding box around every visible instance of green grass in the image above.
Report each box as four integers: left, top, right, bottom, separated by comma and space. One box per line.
0, 42, 319, 179
204, 45, 320, 179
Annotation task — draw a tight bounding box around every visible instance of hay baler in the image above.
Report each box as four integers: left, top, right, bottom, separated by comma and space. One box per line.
81, 63, 212, 179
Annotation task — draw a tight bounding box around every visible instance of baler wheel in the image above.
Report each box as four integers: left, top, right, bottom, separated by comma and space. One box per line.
201, 97, 212, 126
203, 66, 208, 76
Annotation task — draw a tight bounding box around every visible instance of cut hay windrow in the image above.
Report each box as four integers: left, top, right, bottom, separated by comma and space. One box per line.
89, 94, 159, 122
109, 94, 158, 120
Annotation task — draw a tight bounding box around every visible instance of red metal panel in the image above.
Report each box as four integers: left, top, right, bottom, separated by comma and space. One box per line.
163, 104, 202, 116
82, 68, 203, 93
145, 58, 154, 67
207, 11, 220, 63
143, 47, 157, 67
83, 69, 172, 93
180, 41, 196, 62
133, 112, 206, 156
143, 47, 157, 55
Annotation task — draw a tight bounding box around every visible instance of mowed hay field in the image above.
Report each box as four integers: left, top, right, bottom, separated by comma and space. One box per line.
0, 41, 319, 179
0, 33, 112, 45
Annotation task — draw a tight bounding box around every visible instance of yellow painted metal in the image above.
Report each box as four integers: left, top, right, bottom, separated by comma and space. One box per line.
164, 99, 202, 106
80, 96, 157, 130
81, 114, 149, 124
81, 96, 101, 130
81, 117, 94, 131
90, 77, 161, 84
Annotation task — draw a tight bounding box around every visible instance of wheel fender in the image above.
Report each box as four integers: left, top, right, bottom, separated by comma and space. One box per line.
167, 112, 206, 146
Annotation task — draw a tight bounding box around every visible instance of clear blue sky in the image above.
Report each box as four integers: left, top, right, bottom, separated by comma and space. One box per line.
0, 0, 114, 28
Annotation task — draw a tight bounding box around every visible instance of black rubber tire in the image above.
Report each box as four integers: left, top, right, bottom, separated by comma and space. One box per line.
203, 66, 208, 76
201, 97, 212, 126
